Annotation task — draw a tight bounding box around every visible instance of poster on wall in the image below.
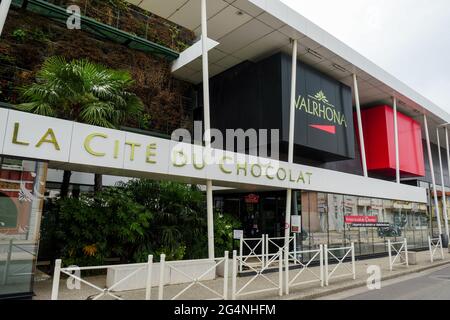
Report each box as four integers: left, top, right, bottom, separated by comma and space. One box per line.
291, 215, 302, 233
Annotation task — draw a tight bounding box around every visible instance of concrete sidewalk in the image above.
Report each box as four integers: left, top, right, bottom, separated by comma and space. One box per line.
33, 250, 450, 300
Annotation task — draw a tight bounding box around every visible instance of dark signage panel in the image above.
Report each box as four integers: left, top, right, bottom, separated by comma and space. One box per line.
208, 52, 355, 162
280, 53, 355, 160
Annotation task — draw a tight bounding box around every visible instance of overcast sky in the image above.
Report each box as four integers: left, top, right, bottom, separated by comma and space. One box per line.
281, 0, 450, 111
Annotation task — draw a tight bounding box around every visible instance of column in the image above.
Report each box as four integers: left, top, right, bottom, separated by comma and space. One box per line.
0, 0, 12, 36
441, 126, 450, 239
393, 97, 400, 183
284, 38, 297, 294
201, 0, 214, 259
353, 74, 368, 177
424, 115, 443, 236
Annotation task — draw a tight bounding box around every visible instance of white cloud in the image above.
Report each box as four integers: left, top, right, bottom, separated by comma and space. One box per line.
281, 0, 450, 112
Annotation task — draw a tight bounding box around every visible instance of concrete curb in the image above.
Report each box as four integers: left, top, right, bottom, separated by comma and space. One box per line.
281, 260, 450, 300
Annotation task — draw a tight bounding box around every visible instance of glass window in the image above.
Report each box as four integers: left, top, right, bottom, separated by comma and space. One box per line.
0, 157, 47, 297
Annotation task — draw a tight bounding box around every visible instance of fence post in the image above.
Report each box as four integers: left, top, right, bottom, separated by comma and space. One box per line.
319, 244, 324, 287
265, 234, 269, 268
428, 236, 433, 263
388, 239, 393, 270
324, 244, 328, 286
284, 243, 289, 295
404, 239, 409, 267
158, 254, 166, 300
278, 249, 283, 297
350, 243, 356, 280
145, 255, 153, 300
262, 234, 266, 269
239, 236, 243, 273
440, 237, 444, 260
223, 251, 229, 300
231, 250, 237, 300
293, 236, 297, 265
51, 259, 62, 300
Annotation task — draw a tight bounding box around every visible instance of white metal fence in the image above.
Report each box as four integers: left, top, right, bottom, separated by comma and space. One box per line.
265, 235, 296, 267
231, 249, 282, 300
428, 236, 444, 263
284, 245, 323, 294
387, 238, 408, 271
324, 243, 356, 286
157, 252, 229, 300
51, 256, 153, 300
239, 236, 265, 272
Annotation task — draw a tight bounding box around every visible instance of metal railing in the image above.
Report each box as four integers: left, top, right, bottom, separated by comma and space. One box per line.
428, 236, 444, 263
157, 252, 229, 300
387, 238, 408, 271
231, 249, 282, 300
51, 256, 154, 300
265, 235, 296, 267
284, 245, 323, 295
239, 235, 265, 272
324, 243, 356, 286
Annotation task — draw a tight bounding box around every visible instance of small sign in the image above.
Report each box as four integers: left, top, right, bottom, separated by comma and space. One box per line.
344, 216, 378, 224
351, 222, 390, 228
244, 194, 260, 204
233, 229, 244, 240
291, 215, 301, 233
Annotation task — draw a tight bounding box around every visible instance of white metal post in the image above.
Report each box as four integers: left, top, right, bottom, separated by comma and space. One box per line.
231, 250, 237, 300
223, 251, 229, 300
0, 0, 12, 37
437, 127, 449, 240
201, 0, 215, 260
145, 255, 153, 300
351, 243, 356, 279
404, 238, 409, 267
293, 236, 297, 265
262, 234, 266, 268
393, 97, 400, 183
324, 244, 329, 286
319, 244, 324, 287
284, 242, 289, 295
424, 115, 443, 236
353, 74, 368, 177
278, 249, 283, 297
51, 259, 62, 300
158, 254, 166, 300
239, 235, 243, 273
445, 126, 450, 239
388, 239, 392, 271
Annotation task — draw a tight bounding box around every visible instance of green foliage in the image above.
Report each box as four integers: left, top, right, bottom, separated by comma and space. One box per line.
12, 28, 27, 42
214, 212, 242, 255
17, 56, 143, 129
40, 179, 228, 266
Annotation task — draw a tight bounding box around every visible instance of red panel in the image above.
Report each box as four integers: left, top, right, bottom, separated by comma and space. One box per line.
355, 105, 425, 177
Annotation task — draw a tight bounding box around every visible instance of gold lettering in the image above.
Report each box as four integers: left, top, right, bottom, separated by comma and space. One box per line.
266, 165, 275, 180
125, 141, 141, 161
236, 162, 247, 176
114, 140, 120, 159
12, 123, 29, 146
193, 153, 205, 170
35, 128, 60, 150
219, 156, 232, 174
172, 150, 187, 167
297, 171, 305, 184
146, 143, 157, 164
84, 133, 107, 157
251, 164, 262, 178
277, 168, 287, 181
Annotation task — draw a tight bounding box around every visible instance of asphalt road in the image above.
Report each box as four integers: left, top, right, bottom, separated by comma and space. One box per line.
348, 265, 450, 300
319, 264, 450, 300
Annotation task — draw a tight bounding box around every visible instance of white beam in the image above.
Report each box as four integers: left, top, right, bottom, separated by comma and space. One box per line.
424, 115, 442, 236
353, 74, 368, 178
171, 37, 219, 73
0, 0, 12, 37
201, 0, 214, 259
284, 38, 297, 295
393, 97, 400, 184
443, 127, 450, 239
